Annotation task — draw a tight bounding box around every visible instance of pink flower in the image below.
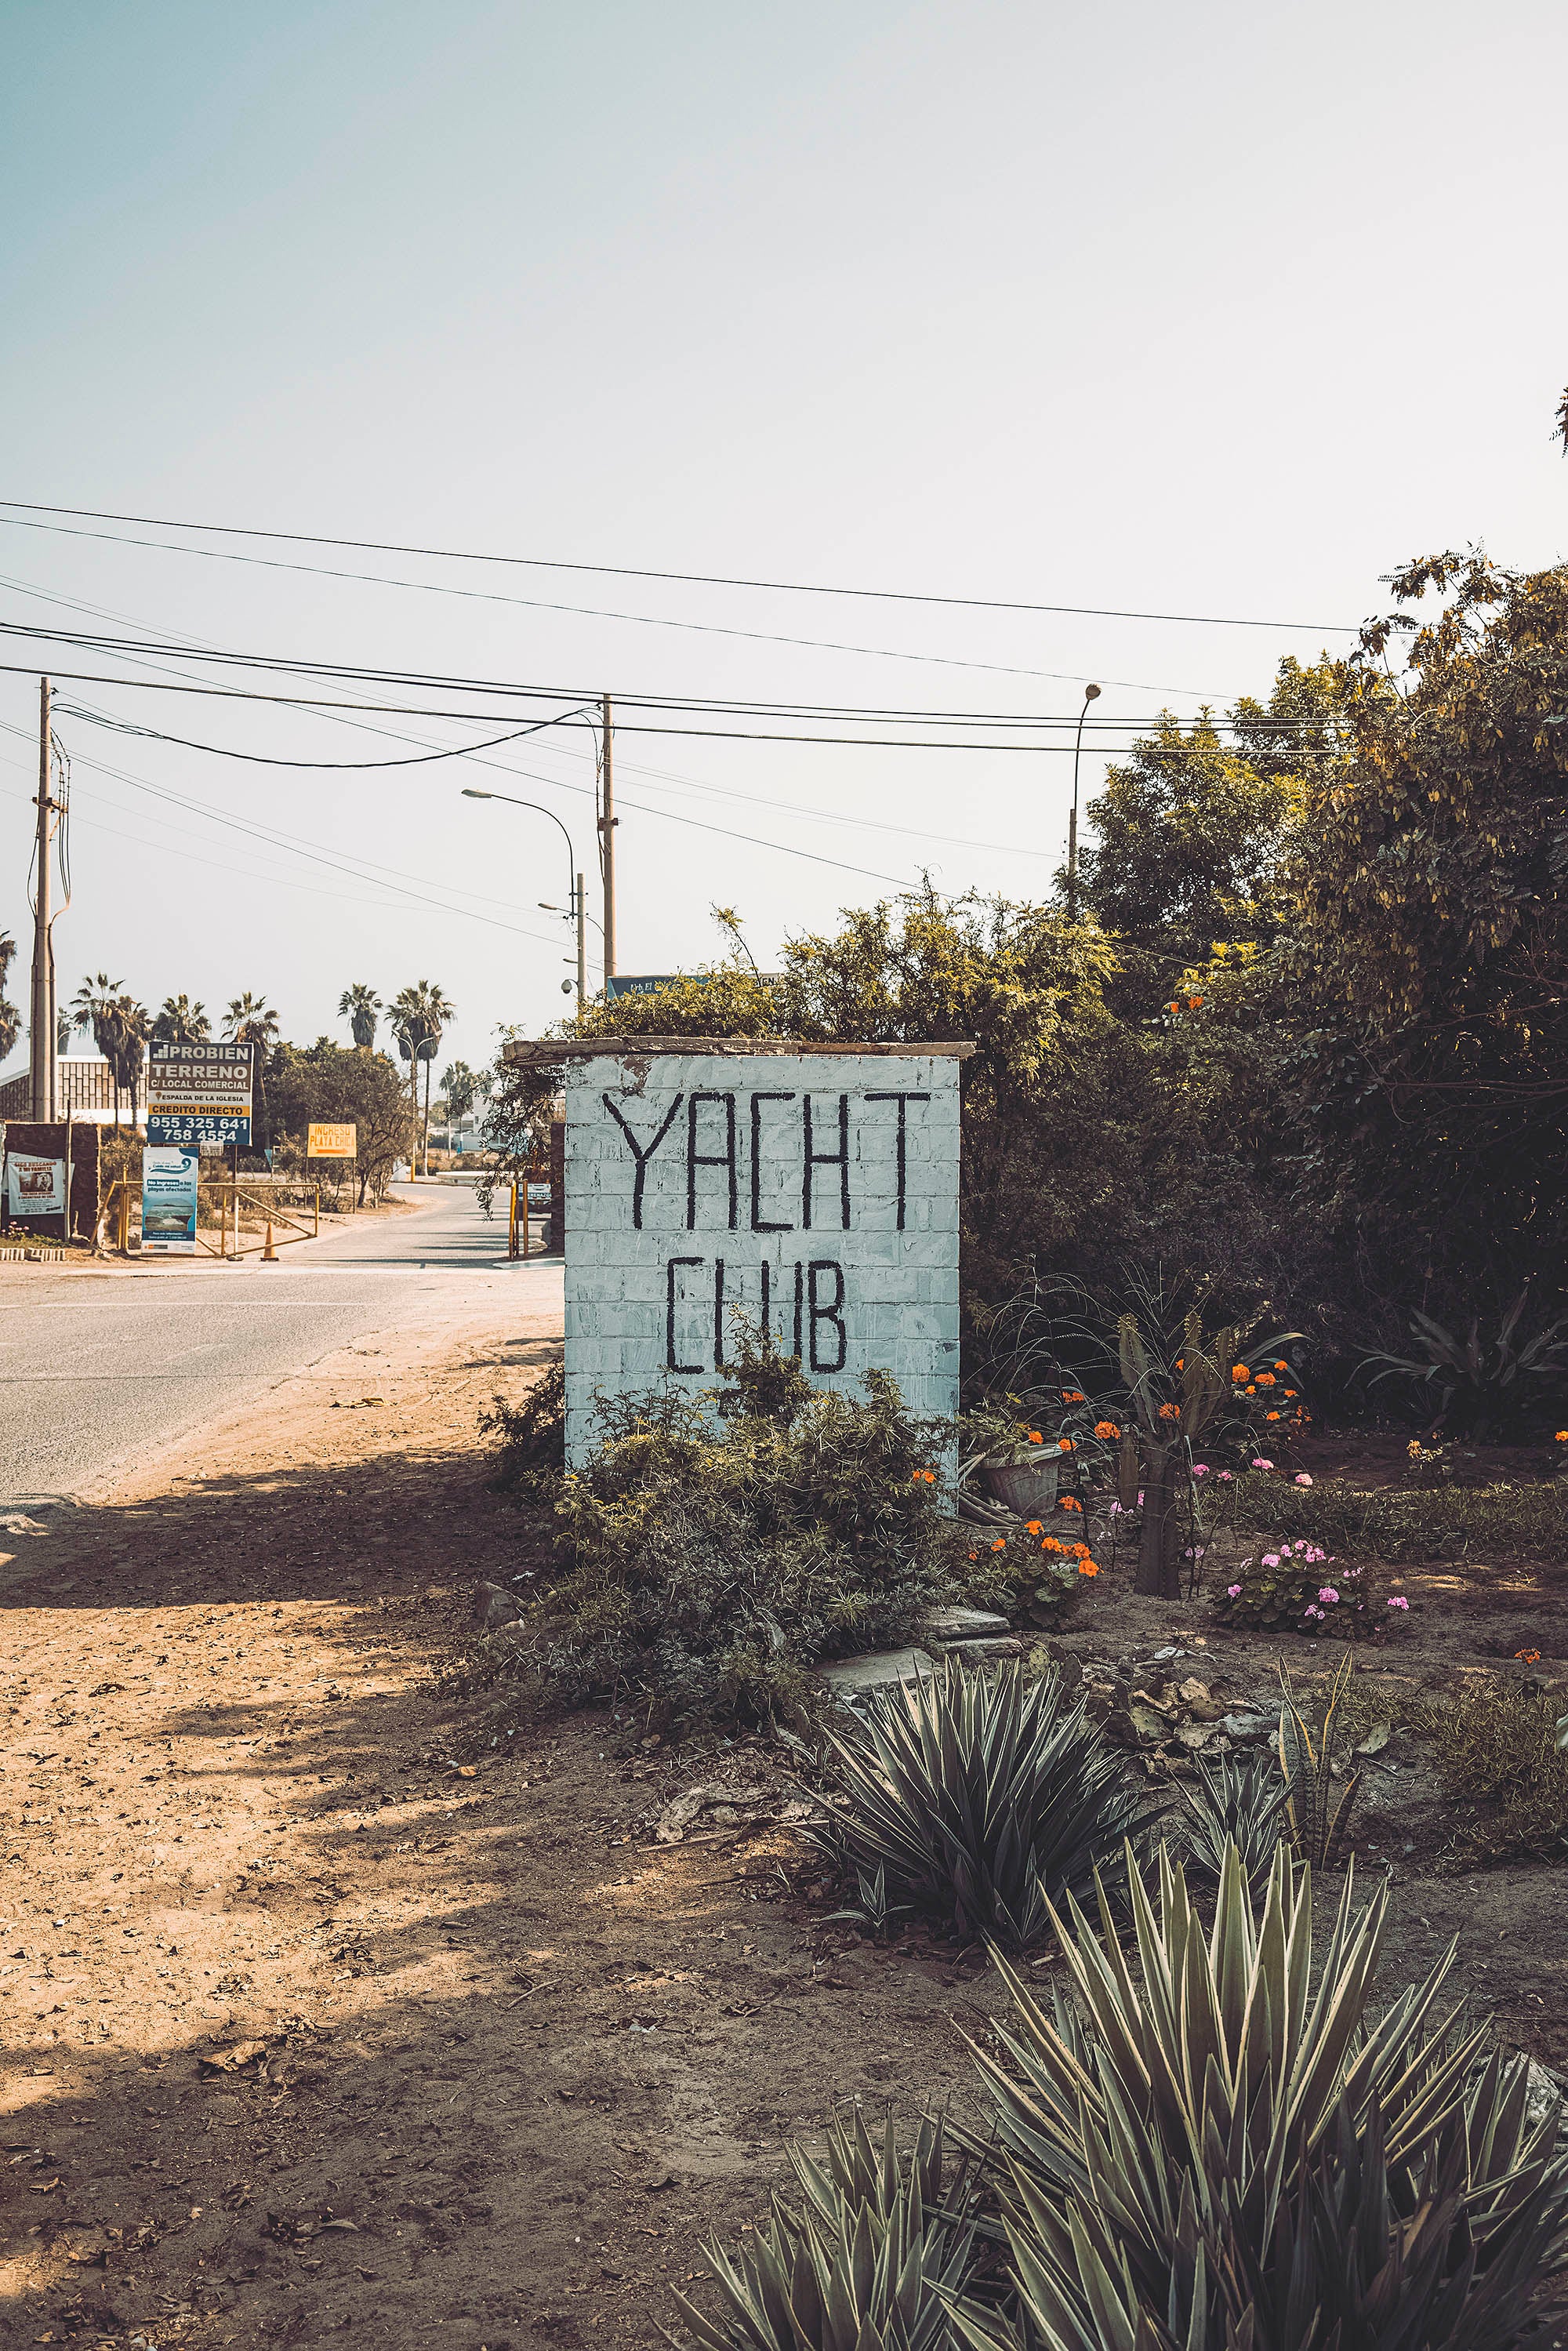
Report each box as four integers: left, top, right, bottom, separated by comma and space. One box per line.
1294, 1473, 1313, 1486
1304, 1604, 1323, 1618
1136, 1491, 1145, 1506
1226, 1583, 1242, 1598
1216, 1470, 1234, 1483
1108, 1500, 1123, 1515
1251, 1458, 1274, 1471
1386, 1595, 1410, 1611
1261, 1552, 1281, 1568
1192, 1464, 1209, 1478
1318, 1586, 1340, 1604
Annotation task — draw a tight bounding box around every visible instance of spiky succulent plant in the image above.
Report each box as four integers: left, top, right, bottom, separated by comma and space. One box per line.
950, 1842, 1568, 2350
663, 2109, 981, 2351
1174, 1746, 1290, 1899
817, 1659, 1157, 1949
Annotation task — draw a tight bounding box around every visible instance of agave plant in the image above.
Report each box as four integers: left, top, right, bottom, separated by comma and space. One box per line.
1173, 1746, 1290, 1899
951, 1842, 1568, 2351
1278, 1648, 1359, 1866
1359, 1290, 1568, 1437
817, 1659, 1157, 1950
664, 2109, 981, 2351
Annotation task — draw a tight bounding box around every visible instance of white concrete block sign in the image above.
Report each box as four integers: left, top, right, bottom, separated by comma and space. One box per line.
563, 1050, 960, 1460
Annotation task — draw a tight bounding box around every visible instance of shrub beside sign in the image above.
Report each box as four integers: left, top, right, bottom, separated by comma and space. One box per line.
563, 1049, 960, 1463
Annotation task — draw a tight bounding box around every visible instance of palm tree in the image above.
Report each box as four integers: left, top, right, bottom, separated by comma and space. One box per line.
441, 1058, 480, 1136
71, 972, 127, 1122
101, 997, 149, 1125
390, 980, 455, 1176
338, 983, 381, 1051
222, 993, 280, 1050
0, 931, 18, 1064
152, 994, 210, 1045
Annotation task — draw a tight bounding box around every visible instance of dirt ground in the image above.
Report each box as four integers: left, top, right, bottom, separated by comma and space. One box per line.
2, 1346, 1566, 2349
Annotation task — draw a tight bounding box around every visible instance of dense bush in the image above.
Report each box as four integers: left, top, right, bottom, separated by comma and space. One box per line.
1212, 1535, 1381, 1637
479, 1361, 565, 1492
952, 1844, 1568, 2350
479, 1337, 979, 1723
816, 1659, 1155, 1949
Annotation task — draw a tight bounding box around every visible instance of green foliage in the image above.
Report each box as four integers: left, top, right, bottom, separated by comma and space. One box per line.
479, 1362, 565, 1492
151, 993, 209, 1044
1213, 1535, 1372, 1637
1277, 1652, 1359, 1866
265, 1038, 413, 1200
1359, 1291, 1568, 1436
953, 1844, 1568, 2351
1174, 1750, 1290, 1899
665, 2111, 982, 2351
495, 1338, 969, 1722
1401, 1680, 1568, 1862
1234, 1472, 1568, 1562
816, 1659, 1156, 1949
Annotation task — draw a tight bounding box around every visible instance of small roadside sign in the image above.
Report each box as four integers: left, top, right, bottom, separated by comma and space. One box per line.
141, 1146, 200, 1254
307, 1123, 358, 1157
146, 1042, 254, 1148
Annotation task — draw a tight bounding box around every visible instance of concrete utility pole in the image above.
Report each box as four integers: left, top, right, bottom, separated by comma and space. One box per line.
599, 693, 616, 982
30, 676, 57, 1122
575, 870, 587, 1008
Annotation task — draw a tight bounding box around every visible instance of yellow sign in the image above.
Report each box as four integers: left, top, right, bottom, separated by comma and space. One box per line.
307, 1123, 358, 1158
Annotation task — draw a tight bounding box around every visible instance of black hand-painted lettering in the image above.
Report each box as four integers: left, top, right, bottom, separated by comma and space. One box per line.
603, 1092, 684, 1229
792, 1260, 804, 1359
801, 1093, 850, 1230
713, 1258, 727, 1367
666, 1257, 705, 1373
687, 1092, 738, 1230
749, 1091, 796, 1231
808, 1260, 847, 1372
760, 1258, 772, 1343
865, 1092, 931, 1231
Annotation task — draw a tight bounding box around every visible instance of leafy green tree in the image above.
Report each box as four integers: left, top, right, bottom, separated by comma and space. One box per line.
338, 982, 381, 1050
267, 1041, 414, 1205
71, 973, 127, 1121
1283, 550, 1568, 1299
151, 994, 209, 1045
1079, 656, 1348, 982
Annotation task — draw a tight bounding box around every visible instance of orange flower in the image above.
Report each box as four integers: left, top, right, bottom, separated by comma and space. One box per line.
1556, 1432, 1568, 1443
1265, 1411, 1281, 1421
1058, 1437, 1076, 1453
1026, 1430, 1044, 1444
1284, 1390, 1298, 1398
1188, 995, 1203, 1009
1069, 1543, 1091, 1560
967, 1550, 978, 1561
1025, 1519, 1044, 1534
1167, 1000, 1179, 1014
1060, 1388, 1086, 1403
1078, 1558, 1100, 1577
1255, 1372, 1276, 1387
1040, 1536, 1062, 1553
1058, 1495, 1083, 1513
1094, 1419, 1121, 1440
1157, 1401, 1181, 1421
990, 1537, 1007, 1552
1274, 1361, 1289, 1372
1232, 1365, 1250, 1382
1515, 1648, 1541, 1663
1174, 1357, 1184, 1370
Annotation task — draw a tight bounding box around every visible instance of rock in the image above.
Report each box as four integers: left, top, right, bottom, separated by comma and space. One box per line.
1524, 2058, 1565, 2144
819, 1649, 932, 1705
1149, 1645, 1189, 1663
923, 1607, 1012, 1643
1223, 1712, 1278, 1742
943, 1637, 1025, 1666
472, 1580, 521, 1630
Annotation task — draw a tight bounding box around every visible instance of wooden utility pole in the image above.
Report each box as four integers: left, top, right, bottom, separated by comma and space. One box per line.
599, 693, 616, 982
30, 676, 56, 1123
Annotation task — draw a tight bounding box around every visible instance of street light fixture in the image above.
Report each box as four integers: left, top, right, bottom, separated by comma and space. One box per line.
460, 788, 588, 1006
1066, 683, 1102, 923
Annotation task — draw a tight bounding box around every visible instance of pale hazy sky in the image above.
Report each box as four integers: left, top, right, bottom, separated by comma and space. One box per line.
2, 0, 1564, 1080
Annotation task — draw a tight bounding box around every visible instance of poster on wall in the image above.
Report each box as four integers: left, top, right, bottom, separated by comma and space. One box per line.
140, 1146, 201, 1255
5, 1154, 67, 1219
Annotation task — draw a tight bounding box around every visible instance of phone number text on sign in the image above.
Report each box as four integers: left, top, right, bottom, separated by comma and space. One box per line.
563, 1051, 960, 1463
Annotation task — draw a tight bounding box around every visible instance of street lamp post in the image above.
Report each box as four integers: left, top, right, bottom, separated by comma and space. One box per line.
1066, 683, 1102, 923
460, 789, 587, 1004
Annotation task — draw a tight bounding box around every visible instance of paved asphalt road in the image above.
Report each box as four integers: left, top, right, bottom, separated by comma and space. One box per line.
0, 1185, 563, 1504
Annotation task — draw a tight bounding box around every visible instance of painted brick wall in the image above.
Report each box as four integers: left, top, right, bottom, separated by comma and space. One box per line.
564, 1052, 960, 1461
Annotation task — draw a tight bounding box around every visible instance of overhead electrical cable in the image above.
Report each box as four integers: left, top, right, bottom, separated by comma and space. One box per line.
53, 699, 594, 770
0, 494, 1359, 634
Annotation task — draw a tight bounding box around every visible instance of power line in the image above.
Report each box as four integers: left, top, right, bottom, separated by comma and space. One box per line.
53, 699, 593, 770
0, 493, 1359, 634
